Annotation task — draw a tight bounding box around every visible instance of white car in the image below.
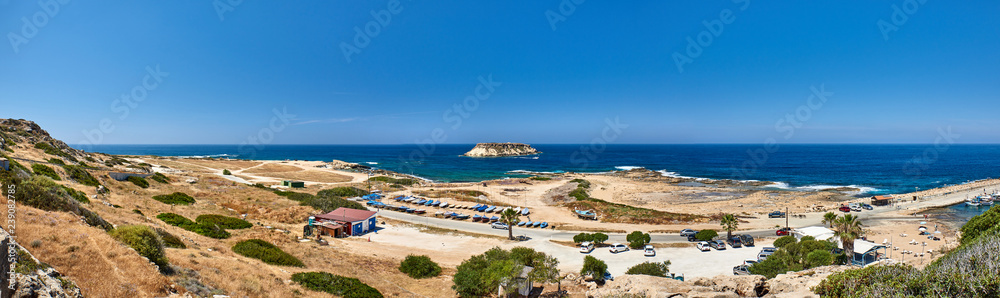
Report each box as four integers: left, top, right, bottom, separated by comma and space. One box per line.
696, 241, 711, 251
643, 245, 655, 257
744, 259, 759, 266
490, 222, 508, 230
609, 243, 629, 253
579, 241, 595, 253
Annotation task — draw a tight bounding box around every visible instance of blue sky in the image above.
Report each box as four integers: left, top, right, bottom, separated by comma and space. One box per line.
1, 1, 998, 144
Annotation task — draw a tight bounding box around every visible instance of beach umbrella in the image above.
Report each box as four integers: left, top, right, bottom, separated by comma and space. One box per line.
918, 227, 927, 232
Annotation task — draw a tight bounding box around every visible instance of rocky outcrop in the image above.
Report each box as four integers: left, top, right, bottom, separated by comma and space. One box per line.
583, 266, 850, 298
1, 231, 83, 298
463, 143, 540, 157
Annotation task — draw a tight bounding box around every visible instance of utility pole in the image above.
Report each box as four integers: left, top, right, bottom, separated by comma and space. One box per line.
785, 207, 789, 229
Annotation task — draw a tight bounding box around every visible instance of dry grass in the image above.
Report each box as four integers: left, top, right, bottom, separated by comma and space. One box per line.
380, 217, 511, 241
241, 163, 301, 173
255, 170, 351, 183
181, 159, 261, 171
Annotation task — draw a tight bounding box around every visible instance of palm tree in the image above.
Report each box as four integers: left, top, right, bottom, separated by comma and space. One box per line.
720, 214, 738, 240
500, 208, 520, 240
833, 214, 863, 262
822, 212, 837, 228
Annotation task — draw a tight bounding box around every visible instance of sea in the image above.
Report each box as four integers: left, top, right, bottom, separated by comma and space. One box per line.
74, 144, 1000, 221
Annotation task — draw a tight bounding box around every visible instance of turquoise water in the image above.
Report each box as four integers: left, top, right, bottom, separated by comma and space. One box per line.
74, 144, 1000, 196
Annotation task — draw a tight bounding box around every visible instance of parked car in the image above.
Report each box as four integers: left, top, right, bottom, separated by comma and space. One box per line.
733, 265, 750, 275
710, 240, 727, 250
739, 234, 755, 246
680, 229, 697, 237
603, 271, 614, 281
850, 204, 862, 212
776, 227, 791, 236
862, 203, 874, 210
744, 259, 759, 266
761, 247, 777, 254
687, 234, 698, 242
757, 252, 770, 261
490, 222, 508, 230
759, 247, 776, 260
579, 241, 595, 253
768, 211, 786, 218
839, 205, 851, 213
696, 241, 712, 251
643, 245, 655, 257
609, 243, 629, 253
727, 236, 742, 248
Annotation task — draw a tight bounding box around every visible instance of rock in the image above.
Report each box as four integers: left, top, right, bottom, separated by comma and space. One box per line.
691, 275, 768, 297
463, 143, 540, 157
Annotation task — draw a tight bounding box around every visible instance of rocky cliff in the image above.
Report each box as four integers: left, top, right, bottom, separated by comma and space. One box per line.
580, 265, 850, 298
463, 143, 540, 157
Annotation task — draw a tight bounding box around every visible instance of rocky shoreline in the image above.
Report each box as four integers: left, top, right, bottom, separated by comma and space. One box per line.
463, 142, 540, 157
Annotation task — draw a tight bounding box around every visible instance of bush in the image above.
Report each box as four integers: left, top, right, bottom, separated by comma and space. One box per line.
31, 164, 60, 180
570, 179, 591, 188
60, 186, 89, 204
34, 142, 76, 161
222, 169, 231, 175
626, 231, 651, 249
47, 158, 65, 165
317, 187, 369, 198
149, 172, 170, 183
292, 272, 382, 298
195, 214, 251, 229
805, 250, 833, 268
592, 233, 609, 245
695, 229, 718, 241
625, 261, 671, 277
398, 255, 441, 279
280, 190, 368, 212
530, 176, 551, 181
750, 238, 838, 279
573, 233, 593, 243
232, 239, 304, 267
152, 192, 196, 205
773, 236, 798, 248
109, 225, 170, 273
127, 176, 149, 188
9, 174, 110, 230
960, 204, 1000, 245
156, 213, 231, 239
154, 228, 187, 249
370, 176, 416, 186
581, 255, 608, 281
453, 247, 560, 297
61, 165, 99, 186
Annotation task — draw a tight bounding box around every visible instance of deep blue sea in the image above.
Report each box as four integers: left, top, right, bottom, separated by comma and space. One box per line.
73, 144, 1000, 197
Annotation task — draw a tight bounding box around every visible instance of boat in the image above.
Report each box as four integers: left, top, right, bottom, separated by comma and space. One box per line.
404, 197, 415, 203
574, 209, 597, 219
476, 205, 488, 212
539, 222, 548, 228
397, 205, 408, 211
414, 209, 426, 214
967, 198, 982, 207
485, 206, 496, 213
517, 221, 527, 226
525, 221, 534, 227
472, 215, 482, 222
439, 202, 448, 208
414, 199, 426, 204
513, 207, 522, 213
471, 204, 482, 210
426, 200, 437, 206
489, 216, 499, 222
435, 211, 444, 217
406, 208, 416, 213
532, 222, 541, 227
521, 208, 530, 215
456, 214, 470, 220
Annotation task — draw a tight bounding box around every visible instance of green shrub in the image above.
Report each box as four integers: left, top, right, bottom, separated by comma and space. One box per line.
46, 158, 65, 165
625, 261, 671, 277
530, 176, 551, 181
398, 255, 441, 279
581, 255, 608, 281
695, 229, 718, 241
154, 228, 187, 249
149, 173, 170, 183
573, 233, 593, 243
61, 165, 99, 186
127, 176, 149, 188
35, 161, 64, 179
279, 190, 367, 212
570, 179, 591, 188
317, 187, 369, 198
626, 231, 651, 249
960, 204, 1000, 245
232, 239, 304, 267
222, 169, 231, 175
152, 192, 196, 205
9, 174, 109, 230
109, 225, 170, 273
34, 142, 76, 161
453, 247, 560, 297
750, 238, 837, 278
60, 186, 89, 204
370, 176, 416, 186
773, 236, 798, 248
14, 247, 51, 274
292, 272, 382, 298
195, 214, 251, 229
805, 250, 833, 268
592, 233, 609, 245
156, 213, 231, 239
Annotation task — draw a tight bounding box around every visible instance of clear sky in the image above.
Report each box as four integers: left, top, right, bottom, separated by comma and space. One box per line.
1, 1, 998, 144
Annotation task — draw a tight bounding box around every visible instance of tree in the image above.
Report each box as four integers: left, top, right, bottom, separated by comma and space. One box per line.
573, 233, 593, 243
453, 247, 559, 297
580, 256, 607, 281
695, 229, 718, 241
500, 208, 520, 240
833, 214, 863, 258
822, 212, 837, 228
721, 213, 738, 240
626, 231, 651, 249
222, 169, 231, 175
592, 233, 608, 245
398, 255, 441, 279
805, 250, 834, 268
774, 235, 798, 248
625, 261, 671, 277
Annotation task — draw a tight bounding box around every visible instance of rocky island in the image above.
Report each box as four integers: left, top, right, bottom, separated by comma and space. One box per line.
463, 143, 541, 157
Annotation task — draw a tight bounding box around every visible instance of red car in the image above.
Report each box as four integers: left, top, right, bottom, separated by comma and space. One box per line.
839, 205, 851, 213
776, 227, 791, 236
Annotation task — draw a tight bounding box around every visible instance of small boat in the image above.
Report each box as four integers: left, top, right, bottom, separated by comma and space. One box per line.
472, 215, 482, 222
472, 204, 483, 210
476, 205, 488, 212
425, 200, 436, 206
487, 206, 498, 213
414, 209, 426, 214
532, 221, 541, 227
539, 222, 548, 228
404, 197, 415, 203
521, 208, 530, 215
439, 202, 448, 208
456, 214, 470, 220
406, 208, 416, 213
513, 207, 522, 213
435, 211, 444, 217
525, 221, 534, 227
517, 221, 527, 226
489, 216, 499, 222
967, 199, 982, 207
414, 199, 426, 205
574, 209, 598, 219
397, 205, 408, 211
